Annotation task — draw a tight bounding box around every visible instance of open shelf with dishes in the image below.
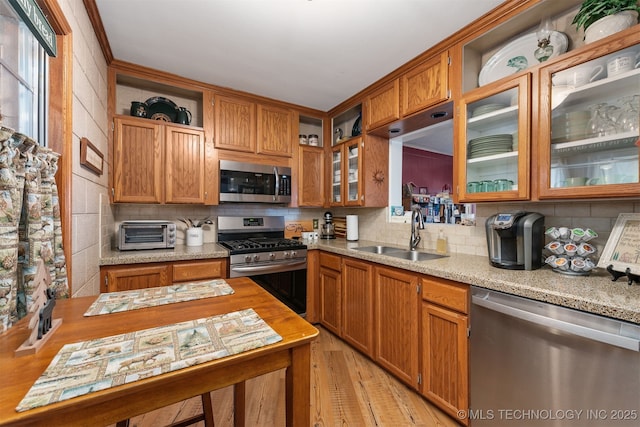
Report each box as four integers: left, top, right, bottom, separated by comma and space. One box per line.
115, 74, 203, 128
460, 0, 582, 94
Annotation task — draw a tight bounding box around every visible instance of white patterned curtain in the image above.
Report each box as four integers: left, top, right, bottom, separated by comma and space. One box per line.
0, 129, 68, 332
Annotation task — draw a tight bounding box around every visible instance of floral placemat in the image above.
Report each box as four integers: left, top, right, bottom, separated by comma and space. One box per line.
84, 279, 234, 316
16, 308, 281, 412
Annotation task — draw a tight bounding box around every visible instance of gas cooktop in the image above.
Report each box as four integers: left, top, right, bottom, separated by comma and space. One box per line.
219, 238, 306, 254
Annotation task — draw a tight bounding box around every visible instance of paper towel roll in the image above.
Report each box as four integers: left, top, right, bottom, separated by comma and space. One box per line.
346, 215, 359, 241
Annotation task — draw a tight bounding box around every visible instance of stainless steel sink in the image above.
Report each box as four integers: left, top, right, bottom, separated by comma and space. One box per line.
352, 245, 406, 254
352, 246, 447, 261
386, 251, 447, 261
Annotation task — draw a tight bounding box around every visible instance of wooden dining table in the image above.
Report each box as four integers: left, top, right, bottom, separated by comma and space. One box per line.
0, 277, 318, 427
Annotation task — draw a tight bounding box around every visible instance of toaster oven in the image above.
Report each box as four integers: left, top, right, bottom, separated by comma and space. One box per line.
118, 220, 176, 250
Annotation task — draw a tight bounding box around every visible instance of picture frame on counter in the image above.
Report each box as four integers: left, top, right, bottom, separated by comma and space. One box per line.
598, 213, 640, 282
80, 137, 103, 176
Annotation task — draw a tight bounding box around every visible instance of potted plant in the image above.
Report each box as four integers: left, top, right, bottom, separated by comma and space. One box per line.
572, 0, 640, 43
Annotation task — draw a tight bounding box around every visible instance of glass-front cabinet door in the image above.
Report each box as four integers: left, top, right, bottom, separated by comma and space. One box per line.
330, 137, 363, 206
330, 146, 343, 205
538, 38, 640, 198
344, 138, 362, 205
457, 74, 531, 201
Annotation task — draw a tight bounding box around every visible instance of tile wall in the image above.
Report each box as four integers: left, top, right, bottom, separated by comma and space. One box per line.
59, 0, 111, 299
111, 199, 640, 261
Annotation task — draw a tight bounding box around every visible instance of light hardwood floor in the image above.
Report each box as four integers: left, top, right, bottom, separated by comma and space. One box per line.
112, 326, 458, 427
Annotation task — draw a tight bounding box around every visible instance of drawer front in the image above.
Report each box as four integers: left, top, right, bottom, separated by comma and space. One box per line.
173, 259, 227, 282
319, 252, 342, 271
421, 277, 469, 314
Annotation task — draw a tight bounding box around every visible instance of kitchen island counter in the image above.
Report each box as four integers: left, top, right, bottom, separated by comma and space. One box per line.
310, 239, 640, 324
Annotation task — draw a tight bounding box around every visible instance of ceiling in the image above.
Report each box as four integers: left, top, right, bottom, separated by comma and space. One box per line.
94, 0, 504, 112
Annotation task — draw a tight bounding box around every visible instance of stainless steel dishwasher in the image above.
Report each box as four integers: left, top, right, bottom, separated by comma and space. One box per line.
470, 286, 640, 426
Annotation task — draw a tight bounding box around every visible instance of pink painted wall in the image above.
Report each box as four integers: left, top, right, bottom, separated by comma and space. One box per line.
402, 147, 453, 194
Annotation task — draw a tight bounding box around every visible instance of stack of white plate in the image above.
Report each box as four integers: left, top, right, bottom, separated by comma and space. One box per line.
468, 134, 513, 159
472, 103, 508, 117
552, 110, 590, 143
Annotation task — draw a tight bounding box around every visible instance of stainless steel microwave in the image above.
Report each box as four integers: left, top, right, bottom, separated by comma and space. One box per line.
219, 160, 291, 204
118, 220, 176, 251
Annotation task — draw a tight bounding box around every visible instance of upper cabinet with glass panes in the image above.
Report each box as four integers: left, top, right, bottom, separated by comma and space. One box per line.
537, 35, 640, 199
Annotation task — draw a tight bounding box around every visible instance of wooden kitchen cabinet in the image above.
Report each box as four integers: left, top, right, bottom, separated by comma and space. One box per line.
257, 103, 294, 157
537, 32, 640, 199
401, 51, 450, 117
213, 93, 256, 153
456, 74, 531, 202
213, 94, 293, 158
329, 135, 389, 207
373, 265, 419, 387
112, 116, 207, 204
112, 116, 162, 203
420, 276, 469, 423
342, 257, 374, 355
164, 125, 207, 203
319, 252, 342, 336
172, 259, 227, 282
298, 145, 324, 207
366, 79, 400, 131
101, 263, 172, 293
100, 258, 228, 292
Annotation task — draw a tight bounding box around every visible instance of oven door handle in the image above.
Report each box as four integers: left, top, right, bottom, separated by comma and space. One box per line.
232, 259, 307, 275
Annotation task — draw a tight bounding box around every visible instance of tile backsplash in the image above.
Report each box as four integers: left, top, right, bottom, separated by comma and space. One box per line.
107, 200, 640, 262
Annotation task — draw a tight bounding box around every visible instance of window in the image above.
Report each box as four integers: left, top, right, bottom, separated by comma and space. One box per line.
0, 1, 48, 145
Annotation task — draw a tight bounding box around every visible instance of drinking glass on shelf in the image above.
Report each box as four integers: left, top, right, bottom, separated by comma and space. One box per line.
617, 95, 639, 133
586, 103, 615, 137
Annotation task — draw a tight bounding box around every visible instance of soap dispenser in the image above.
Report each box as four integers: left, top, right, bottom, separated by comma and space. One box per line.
436, 229, 447, 255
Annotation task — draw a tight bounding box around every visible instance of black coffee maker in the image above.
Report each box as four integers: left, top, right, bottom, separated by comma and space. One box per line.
321, 211, 335, 239
486, 212, 545, 270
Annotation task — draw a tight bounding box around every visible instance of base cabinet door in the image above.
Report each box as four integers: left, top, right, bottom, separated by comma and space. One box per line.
172, 259, 227, 282
421, 302, 469, 423
102, 264, 172, 292
342, 258, 373, 355
319, 252, 342, 335
373, 265, 419, 387
420, 276, 469, 424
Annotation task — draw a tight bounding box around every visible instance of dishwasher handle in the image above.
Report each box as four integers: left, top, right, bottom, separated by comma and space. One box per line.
472, 293, 640, 352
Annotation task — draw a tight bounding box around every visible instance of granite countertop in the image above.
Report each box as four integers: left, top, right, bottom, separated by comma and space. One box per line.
100, 243, 229, 266
99, 239, 640, 324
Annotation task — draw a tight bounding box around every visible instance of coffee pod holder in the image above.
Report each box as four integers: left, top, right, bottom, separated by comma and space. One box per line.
543, 227, 598, 276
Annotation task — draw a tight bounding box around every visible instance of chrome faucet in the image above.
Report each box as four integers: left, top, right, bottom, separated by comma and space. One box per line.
410, 207, 424, 251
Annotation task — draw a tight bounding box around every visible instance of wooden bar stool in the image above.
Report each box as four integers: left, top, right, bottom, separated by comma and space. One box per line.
116, 392, 215, 427
115, 380, 247, 427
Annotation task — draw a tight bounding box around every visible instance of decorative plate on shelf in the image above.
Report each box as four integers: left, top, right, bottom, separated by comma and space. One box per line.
478, 31, 568, 86
146, 97, 178, 123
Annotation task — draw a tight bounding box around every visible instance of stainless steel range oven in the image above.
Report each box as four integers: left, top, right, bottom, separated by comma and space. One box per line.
217, 216, 307, 315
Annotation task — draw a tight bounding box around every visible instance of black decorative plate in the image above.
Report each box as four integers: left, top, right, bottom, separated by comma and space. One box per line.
351, 113, 362, 137
146, 97, 178, 122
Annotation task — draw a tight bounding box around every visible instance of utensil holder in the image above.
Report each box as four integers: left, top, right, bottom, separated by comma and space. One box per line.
186, 228, 204, 246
